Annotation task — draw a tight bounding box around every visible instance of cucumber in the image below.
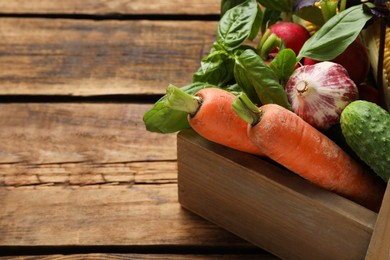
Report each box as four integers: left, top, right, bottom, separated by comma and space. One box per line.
340, 100, 390, 182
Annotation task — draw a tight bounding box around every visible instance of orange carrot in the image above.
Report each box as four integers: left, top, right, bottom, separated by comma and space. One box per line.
232, 93, 385, 211
165, 85, 264, 156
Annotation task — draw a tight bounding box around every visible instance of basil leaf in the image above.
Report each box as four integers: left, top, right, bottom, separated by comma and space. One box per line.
233, 62, 262, 105
143, 82, 216, 133
217, 0, 261, 50
192, 44, 235, 87
221, 0, 247, 16
249, 6, 263, 41
298, 4, 373, 61
257, 0, 293, 12
294, 6, 324, 26
234, 49, 291, 109
268, 48, 297, 85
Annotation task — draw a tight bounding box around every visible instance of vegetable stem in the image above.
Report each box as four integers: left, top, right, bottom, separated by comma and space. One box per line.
339, 0, 346, 12
320, 0, 338, 22
232, 92, 262, 126
257, 29, 272, 53
259, 33, 282, 60
165, 84, 201, 115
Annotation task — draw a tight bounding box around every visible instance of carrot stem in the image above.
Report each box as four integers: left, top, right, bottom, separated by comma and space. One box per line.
232, 92, 262, 126
165, 85, 201, 115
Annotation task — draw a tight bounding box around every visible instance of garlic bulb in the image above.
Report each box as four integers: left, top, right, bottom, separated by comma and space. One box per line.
285, 61, 358, 130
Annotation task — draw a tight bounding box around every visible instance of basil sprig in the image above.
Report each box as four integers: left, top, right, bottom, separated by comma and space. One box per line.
234, 49, 291, 109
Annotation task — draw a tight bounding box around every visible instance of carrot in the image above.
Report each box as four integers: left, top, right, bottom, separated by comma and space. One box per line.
165, 85, 265, 156
232, 93, 385, 211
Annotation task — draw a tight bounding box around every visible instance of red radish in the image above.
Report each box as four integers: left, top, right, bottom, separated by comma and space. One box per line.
285, 61, 358, 130
232, 94, 385, 212
304, 39, 370, 85
268, 21, 310, 55
164, 85, 265, 156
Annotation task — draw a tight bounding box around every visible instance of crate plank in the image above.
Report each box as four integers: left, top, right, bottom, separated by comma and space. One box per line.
0, 161, 177, 188
0, 0, 221, 15
0, 185, 257, 248
177, 129, 378, 260
366, 182, 390, 259
0, 18, 217, 96
0, 103, 177, 164
0, 253, 276, 259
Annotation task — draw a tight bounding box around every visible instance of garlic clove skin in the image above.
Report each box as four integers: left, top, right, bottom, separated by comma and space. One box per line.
286, 61, 358, 130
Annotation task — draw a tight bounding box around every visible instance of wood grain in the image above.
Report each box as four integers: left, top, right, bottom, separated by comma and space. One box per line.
0, 161, 177, 188
0, 253, 276, 259
366, 182, 390, 259
0, 0, 221, 15
177, 129, 378, 260
0, 185, 257, 248
0, 18, 217, 96
0, 103, 176, 165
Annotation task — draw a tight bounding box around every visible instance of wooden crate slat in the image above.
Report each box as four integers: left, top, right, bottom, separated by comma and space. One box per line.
0, 0, 221, 15
0, 18, 217, 96
0, 103, 177, 164
177, 129, 378, 259
366, 182, 390, 259
0, 253, 276, 259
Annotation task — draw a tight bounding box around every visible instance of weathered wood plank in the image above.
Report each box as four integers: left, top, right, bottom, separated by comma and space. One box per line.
366, 182, 390, 259
0, 0, 221, 15
0, 185, 258, 248
0, 161, 177, 188
0, 103, 177, 165
0, 18, 217, 96
0, 253, 277, 259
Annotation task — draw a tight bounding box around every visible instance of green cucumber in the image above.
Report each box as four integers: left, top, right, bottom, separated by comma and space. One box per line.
340, 100, 390, 182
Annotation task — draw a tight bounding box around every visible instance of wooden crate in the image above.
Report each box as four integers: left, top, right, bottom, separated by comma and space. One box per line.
177, 128, 390, 259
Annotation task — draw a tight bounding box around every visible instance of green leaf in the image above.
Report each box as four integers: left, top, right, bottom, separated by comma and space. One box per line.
268, 48, 297, 84
248, 6, 263, 41
298, 4, 373, 61
220, 0, 247, 16
143, 82, 216, 133
192, 44, 235, 87
234, 49, 291, 109
294, 6, 324, 26
257, 0, 293, 12
217, 0, 261, 50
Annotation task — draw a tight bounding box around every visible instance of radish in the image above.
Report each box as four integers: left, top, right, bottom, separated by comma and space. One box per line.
285, 61, 358, 130
268, 21, 310, 55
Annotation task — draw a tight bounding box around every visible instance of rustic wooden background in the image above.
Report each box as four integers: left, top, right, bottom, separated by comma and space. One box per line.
0, 1, 277, 259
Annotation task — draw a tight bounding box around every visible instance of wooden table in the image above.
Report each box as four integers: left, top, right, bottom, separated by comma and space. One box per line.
0, 1, 277, 259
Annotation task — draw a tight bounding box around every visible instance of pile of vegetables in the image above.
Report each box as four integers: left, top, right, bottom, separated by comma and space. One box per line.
143, 0, 390, 212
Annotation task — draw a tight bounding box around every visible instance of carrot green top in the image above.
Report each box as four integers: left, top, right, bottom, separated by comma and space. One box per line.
232, 92, 263, 126
165, 85, 201, 116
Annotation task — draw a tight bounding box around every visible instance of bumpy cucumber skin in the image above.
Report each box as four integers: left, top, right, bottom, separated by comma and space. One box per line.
340, 100, 390, 182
